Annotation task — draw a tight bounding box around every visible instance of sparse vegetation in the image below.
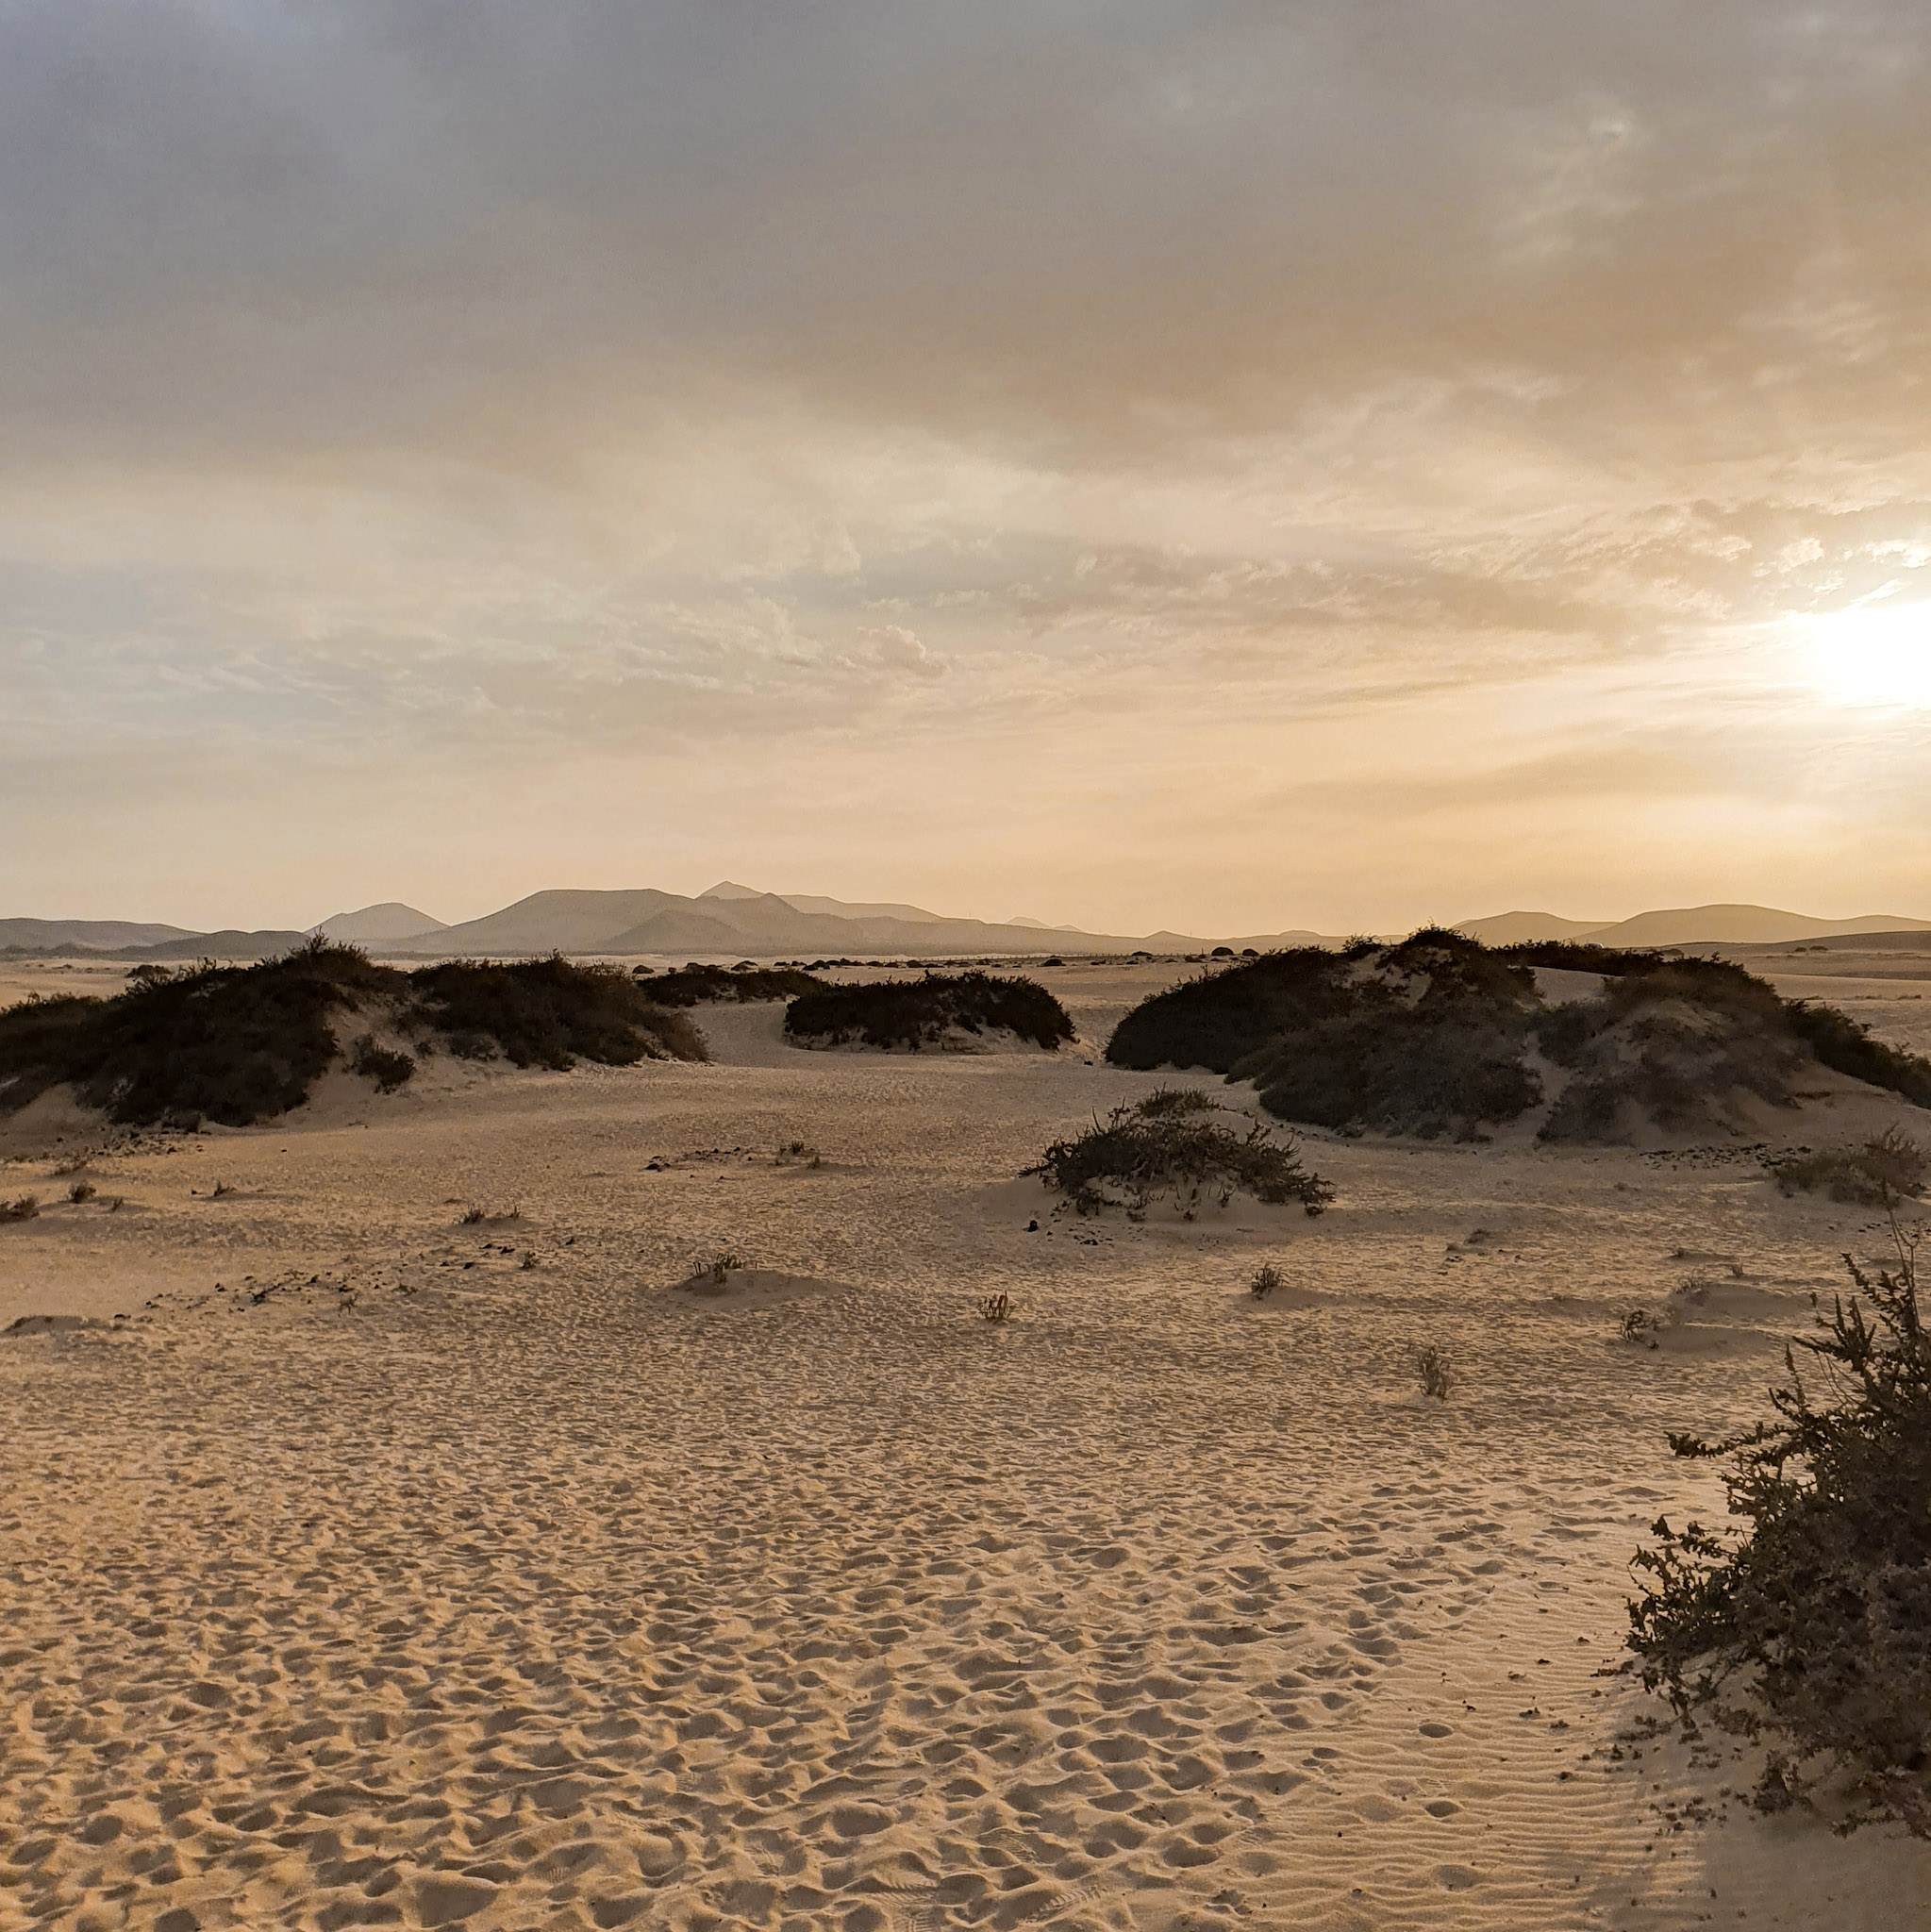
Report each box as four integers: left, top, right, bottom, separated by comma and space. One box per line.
1412, 1343, 1454, 1399
786, 972, 1074, 1053
67, 1181, 96, 1204
641, 963, 826, 1007
209, 1181, 236, 1200
976, 1291, 1012, 1323
1627, 1171, 1931, 1837
774, 1139, 823, 1167
1768, 1129, 1928, 1207
706, 1249, 745, 1285
1, 1195, 40, 1224
0, 941, 706, 1129
1249, 1261, 1284, 1300
1027, 1093, 1333, 1218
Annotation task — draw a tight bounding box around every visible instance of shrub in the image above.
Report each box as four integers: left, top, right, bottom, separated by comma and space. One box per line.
1785, 1002, 1931, 1107
1107, 931, 1543, 1140
1249, 1262, 1284, 1300
1, 1195, 39, 1224
1769, 1130, 1929, 1207
349, 1036, 416, 1092
643, 964, 827, 1008
0, 941, 706, 1129
1626, 1194, 1931, 1837
67, 1181, 95, 1204
976, 1291, 1012, 1323
785, 972, 1074, 1052
1027, 1094, 1333, 1217
408, 957, 707, 1070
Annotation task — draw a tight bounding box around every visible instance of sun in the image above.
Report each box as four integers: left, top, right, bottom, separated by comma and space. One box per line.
1806, 600, 1931, 708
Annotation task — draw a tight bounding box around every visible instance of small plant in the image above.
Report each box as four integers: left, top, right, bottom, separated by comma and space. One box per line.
210, 1180, 236, 1199
707, 1249, 745, 1285
1, 1195, 40, 1224
1621, 1306, 1678, 1348
1249, 1262, 1284, 1300
459, 1205, 488, 1224
1412, 1343, 1453, 1400
519, 1251, 537, 1272
49, 1155, 91, 1176
976, 1291, 1012, 1323
107, 1195, 125, 1211
775, 1140, 823, 1167
67, 1181, 96, 1205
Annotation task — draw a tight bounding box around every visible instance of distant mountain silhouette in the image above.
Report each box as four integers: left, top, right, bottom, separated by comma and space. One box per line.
7, 892, 1928, 965
0, 917, 198, 951
313, 902, 447, 942
1457, 904, 1931, 948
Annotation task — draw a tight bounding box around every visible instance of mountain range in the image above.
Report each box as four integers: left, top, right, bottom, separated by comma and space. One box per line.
2, 891, 1927, 962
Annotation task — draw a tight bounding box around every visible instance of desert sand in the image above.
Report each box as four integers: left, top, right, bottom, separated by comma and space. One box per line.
3, 960, 1929, 1931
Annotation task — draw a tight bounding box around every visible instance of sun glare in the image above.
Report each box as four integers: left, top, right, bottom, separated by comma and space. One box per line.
1806, 600, 1931, 708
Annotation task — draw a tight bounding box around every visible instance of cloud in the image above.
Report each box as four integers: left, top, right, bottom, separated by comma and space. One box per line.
4, 2, 1931, 924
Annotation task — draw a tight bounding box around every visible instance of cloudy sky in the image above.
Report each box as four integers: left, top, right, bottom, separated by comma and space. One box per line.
6, 2, 1931, 934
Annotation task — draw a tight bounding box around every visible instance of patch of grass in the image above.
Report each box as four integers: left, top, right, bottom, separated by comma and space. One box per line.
1768, 1129, 1929, 1207
642, 964, 827, 1007
1028, 1093, 1333, 1218
1, 1194, 39, 1224
785, 971, 1074, 1052
0, 941, 707, 1129
1627, 1193, 1931, 1837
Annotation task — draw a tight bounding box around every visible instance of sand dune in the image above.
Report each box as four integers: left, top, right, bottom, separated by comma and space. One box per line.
1, 961, 1926, 1929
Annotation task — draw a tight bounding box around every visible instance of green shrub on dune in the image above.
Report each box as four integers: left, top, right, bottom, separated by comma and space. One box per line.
785, 971, 1074, 1052
0, 941, 705, 1128
1107, 930, 1931, 1144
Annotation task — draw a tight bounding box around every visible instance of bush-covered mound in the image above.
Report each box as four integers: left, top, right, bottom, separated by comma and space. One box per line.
1627, 1193, 1931, 1837
0, 941, 706, 1128
640, 963, 826, 1007
784, 971, 1074, 1052
1106, 931, 1931, 1143
1028, 1089, 1333, 1217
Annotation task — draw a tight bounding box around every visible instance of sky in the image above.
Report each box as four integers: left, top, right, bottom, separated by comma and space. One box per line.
5, 1, 1931, 936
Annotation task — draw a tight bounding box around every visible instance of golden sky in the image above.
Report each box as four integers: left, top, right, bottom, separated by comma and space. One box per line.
5, 3, 1930, 932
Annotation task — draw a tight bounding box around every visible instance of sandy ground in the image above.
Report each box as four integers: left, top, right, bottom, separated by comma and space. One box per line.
3, 963, 1929, 1931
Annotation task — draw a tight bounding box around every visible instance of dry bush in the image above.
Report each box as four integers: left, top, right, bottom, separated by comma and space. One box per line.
707, 1249, 745, 1285
1628, 1181, 1931, 1837
1249, 1262, 1284, 1300
67, 1181, 95, 1204
976, 1291, 1012, 1323
1, 1195, 39, 1224
1412, 1343, 1453, 1399
1029, 1094, 1333, 1218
